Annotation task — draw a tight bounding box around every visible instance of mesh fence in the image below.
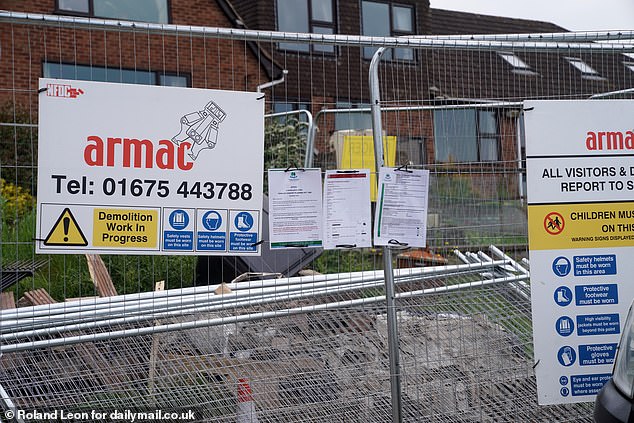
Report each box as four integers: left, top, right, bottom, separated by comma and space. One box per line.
1, 9, 633, 422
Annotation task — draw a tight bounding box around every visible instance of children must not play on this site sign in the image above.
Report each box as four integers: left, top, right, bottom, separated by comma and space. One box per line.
36, 79, 264, 255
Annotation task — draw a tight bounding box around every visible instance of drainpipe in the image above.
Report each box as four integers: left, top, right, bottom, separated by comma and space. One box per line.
256, 69, 288, 93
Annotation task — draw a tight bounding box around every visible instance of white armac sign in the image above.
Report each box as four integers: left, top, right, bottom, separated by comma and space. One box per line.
525, 100, 634, 405
36, 79, 264, 255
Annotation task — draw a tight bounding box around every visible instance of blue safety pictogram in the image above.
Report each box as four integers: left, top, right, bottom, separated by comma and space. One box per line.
169, 209, 189, 230
234, 212, 253, 232
552, 256, 571, 277
202, 210, 222, 231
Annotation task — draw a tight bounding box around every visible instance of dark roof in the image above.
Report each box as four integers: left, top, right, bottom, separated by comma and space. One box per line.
430, 9, 568, 35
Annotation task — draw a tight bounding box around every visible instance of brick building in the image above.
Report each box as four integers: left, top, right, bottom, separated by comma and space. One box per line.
1, 0, 633, 199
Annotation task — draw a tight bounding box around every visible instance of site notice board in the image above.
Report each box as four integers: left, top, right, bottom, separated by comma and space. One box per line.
36, 79, 264, 255
525, 100, 634, 404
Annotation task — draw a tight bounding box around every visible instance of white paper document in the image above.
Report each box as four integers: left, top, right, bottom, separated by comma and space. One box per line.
268, 168, 323, 249
323, 169, 372, 249
373, 167, 430, 248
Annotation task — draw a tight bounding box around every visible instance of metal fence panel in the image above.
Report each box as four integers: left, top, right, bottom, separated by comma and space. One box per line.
1, 10, 633, 422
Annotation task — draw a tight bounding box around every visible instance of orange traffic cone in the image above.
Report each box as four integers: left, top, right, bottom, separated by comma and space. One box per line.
236, 378, 259, 423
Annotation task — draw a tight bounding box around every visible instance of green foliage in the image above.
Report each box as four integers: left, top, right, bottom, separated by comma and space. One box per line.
1, 178, 35, 226
313, 249, 381, 274
102, 255, 197, 295
264, 118, 307, 169
264, 118, 307, 192
0, 103, 37, 192
432, 174, 476, 202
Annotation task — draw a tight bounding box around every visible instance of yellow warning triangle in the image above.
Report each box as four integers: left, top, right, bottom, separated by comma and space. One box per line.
43, 208, 88, 246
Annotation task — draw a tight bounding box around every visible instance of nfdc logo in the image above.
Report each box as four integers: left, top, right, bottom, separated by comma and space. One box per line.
47, 83, 84, 98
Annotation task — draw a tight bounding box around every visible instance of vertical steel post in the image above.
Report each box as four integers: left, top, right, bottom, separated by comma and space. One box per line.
369, 47, 402, 423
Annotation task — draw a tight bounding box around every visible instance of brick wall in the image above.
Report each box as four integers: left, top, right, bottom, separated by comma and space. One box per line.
0, 0, 267, 110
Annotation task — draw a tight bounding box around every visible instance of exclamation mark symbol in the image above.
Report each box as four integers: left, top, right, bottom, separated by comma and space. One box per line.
63, 216, 70, 242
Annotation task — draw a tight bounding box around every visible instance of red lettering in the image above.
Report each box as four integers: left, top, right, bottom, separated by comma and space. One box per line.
586, 131, 634, 151
156, 140, 175, 169
123, 138, 153, 168
84, 136, 104, 166
84, 136, 194, 170
106, 138, 122, 167
178, 142, 194, 171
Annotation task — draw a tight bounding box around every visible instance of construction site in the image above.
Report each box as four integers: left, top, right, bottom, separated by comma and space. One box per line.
1, 3, 634, 422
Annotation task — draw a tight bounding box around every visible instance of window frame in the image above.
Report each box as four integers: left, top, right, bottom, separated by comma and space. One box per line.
432, 108, 501, 164
55, 0, 172, 24
497, 52, 538, 76
276, 0, 337, 55
361, 0, 416, 62
564, 57, 605, 81
42, 61, 190, 87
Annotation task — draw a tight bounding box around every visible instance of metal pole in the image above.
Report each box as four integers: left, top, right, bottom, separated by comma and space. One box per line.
369, 47, 402, 423
1, 11, 632, 52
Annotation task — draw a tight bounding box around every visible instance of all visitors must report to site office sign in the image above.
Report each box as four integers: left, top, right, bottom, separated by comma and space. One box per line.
525, 100, 634, 405
36, 79, 264, 255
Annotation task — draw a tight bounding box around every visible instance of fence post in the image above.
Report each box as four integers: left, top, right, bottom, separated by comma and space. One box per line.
369, 47, 403, 423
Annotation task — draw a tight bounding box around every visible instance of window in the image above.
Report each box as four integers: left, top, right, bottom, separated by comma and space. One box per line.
276, 0, 335, 53
397, 137, 425, 165
43, 62, 189, 87
565, 57, 605, 80
498, 52, 538, 76
57, 0, 169, 23
271, 101, 311, 124
334, 102, 372, 131
433, 109, 499, 163
361, 1, 414, 60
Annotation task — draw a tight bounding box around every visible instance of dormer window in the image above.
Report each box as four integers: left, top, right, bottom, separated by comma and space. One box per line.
622, 54, 634, 72
565, 57, 605, 80
498, 52, 538, 76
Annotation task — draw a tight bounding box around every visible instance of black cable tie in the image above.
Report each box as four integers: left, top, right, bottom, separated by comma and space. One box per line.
395, 164, 413, 173
38, 87, 47, 94
523, 107, 535, 111
335, 244, 356, 249
257, 95, 265, 100
250, 240, 265, 247
532, 359, 540, 369
387, 239, 409, 248
32, 238, 46, 242
335, 170, 360, 174
285, 164, 305, 172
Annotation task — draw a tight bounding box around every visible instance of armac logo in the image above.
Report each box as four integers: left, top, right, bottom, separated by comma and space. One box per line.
83, 100, 227, 171
47, 83, 84, 98
586, 130, 634, 151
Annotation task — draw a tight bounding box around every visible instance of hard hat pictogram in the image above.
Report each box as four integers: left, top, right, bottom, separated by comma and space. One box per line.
43, 208, 88, 246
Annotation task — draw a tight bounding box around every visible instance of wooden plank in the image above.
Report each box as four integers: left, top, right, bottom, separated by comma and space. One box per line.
0, 292, 16, 309
22, 288, 55, 306
85, 254, 118, 297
